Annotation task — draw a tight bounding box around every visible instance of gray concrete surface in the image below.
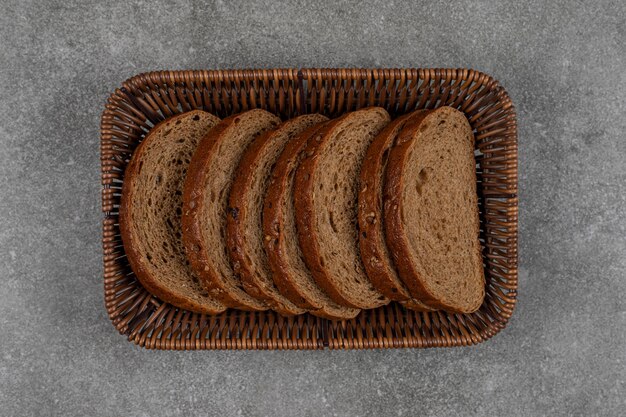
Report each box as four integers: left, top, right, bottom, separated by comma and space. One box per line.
1, 0, 624, 416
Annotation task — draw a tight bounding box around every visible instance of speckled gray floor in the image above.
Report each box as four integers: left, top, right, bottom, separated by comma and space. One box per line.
0, 0, 624, 416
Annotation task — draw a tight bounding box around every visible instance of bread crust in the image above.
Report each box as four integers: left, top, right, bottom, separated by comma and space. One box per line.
119, 110, 226, 314
182, 109, 280, 310
384, 106, 485, 313
294, 108, 391, 309
358, 111, 435, 312
226, 115, 326, 315
262, 121, 360, 320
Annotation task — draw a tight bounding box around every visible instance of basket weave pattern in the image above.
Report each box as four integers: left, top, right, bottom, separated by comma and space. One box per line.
101, 68, 518, 350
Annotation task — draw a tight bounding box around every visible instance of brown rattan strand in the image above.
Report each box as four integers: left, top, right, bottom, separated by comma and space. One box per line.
101, 68, 518, 350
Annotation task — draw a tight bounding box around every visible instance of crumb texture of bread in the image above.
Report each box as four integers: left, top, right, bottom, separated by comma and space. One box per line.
119, 110, 226, 314
263, 121, 361, 320
182, 109, 281, 310
226, 114, 328, 315
385, 106, 485, 313
294, 107, 391, 310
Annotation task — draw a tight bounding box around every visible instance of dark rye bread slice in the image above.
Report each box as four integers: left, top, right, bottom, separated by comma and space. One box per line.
385, 106, 485, 313
263, 122, 360, 320
226, 114, 328, 316
358, 111, 435, 312
119, 110, 226, 314
182, 109, 281, 310
294, 107, 391, 310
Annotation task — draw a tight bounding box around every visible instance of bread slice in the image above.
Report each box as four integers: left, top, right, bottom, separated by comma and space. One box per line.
226, 114, 328, 315
358, 111, 435, 312
294, 107, 391, 309
119, 110, 226, 314
182, 109, 281, 310
263, 122, 361, 320
384, 106, 485, 313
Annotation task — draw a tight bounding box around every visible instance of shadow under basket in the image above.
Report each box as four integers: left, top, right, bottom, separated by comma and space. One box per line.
101, 68, 518, 350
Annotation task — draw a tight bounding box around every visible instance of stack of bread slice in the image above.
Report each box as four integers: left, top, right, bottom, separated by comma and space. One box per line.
119, 106, 485, 320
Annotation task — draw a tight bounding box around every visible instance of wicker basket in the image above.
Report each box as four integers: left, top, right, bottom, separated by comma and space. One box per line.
101, 68, 518, 350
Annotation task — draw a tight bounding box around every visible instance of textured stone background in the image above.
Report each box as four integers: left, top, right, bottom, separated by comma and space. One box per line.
1, 1, 624, 416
